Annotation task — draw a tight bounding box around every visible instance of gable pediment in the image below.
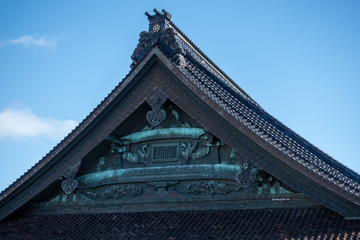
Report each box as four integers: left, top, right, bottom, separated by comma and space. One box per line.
27, 86, 313, 215
1, 10, 360, 221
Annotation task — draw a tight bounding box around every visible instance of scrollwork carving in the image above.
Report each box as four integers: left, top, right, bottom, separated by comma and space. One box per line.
186, 181, 231, 195
235, 165, 257, 188
146, 92, 167, 127
146, 107, 166, 127
61, 169, 78, 195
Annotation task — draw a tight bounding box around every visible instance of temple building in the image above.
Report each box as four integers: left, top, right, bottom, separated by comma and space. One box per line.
1, 9, 360, 239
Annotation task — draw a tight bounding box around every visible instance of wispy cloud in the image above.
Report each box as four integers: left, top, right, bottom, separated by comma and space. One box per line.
2, 35, 58, 49
0, 108, 77, 140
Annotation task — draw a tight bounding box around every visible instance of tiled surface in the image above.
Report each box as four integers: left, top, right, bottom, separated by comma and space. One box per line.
173, 36, 360, 197
1, 207, 360, 240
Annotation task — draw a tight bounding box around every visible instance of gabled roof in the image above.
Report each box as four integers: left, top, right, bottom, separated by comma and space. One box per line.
0, 9, 360, 222
131, 9, 360, 208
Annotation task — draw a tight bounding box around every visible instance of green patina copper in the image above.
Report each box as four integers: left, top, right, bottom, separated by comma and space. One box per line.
257, 176, 293, 196
120, 127, 206, 144
77, 163, 241, 188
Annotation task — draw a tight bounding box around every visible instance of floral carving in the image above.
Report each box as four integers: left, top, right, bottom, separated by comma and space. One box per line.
186, 181, 231, 195
83, 185, 141, 200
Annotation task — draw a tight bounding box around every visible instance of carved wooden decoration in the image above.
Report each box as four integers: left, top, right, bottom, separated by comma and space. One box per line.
33, 103, 307, 216
146, 89, 167, 127
186, 181, 231, 195
83, 185, 141, 200
235, 165, 257, 188
61, 169, 78, 195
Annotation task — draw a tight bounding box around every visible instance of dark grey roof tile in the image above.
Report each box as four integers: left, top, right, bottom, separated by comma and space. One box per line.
176, 53, 360, 198
1, 207, 359, 240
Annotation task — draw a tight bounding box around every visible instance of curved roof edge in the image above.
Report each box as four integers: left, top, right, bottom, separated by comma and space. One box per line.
132, 9, 360, 201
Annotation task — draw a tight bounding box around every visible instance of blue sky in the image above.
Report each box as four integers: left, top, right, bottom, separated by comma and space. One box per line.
0, 1, 359, 192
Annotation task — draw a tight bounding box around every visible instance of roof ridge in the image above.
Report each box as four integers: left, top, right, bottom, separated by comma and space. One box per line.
132, 9, 360, 195
132, 9, 259, 108
168, 21, 258, 106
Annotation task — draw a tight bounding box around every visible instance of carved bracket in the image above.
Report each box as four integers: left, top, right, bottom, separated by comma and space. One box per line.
61, 169, 78, 195
146, 89, 167, 127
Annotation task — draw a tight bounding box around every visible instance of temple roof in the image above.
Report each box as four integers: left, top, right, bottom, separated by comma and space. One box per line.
130, 9, 360, 201
0, 8, 360, 223
1, 207, 360, 239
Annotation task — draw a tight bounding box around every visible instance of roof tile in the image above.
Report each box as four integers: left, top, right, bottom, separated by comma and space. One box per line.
1, 207, 359, 240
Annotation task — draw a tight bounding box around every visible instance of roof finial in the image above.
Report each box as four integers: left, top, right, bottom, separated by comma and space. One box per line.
131, 8, 184, 69
153, 8, 162, 16
144, 8, 172, 34
144, 8, 171, 21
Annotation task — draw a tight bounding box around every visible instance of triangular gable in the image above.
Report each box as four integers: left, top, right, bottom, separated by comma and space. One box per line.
1, 9, 360, 221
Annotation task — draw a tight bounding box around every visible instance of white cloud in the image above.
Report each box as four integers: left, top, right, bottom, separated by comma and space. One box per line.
0, 108, 77, 140
7, 35, 57, 48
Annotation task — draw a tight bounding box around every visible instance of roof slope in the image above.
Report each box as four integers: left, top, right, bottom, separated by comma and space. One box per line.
131, 9, 360, 202
1, 207, 360, 240
0, 8, 360, 221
